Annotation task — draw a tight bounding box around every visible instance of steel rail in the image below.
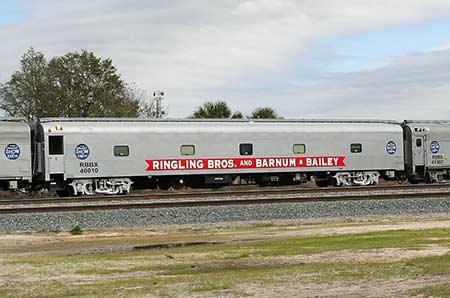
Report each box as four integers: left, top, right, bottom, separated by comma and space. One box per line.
2, 190, 450, 215
0, 183, 449, 206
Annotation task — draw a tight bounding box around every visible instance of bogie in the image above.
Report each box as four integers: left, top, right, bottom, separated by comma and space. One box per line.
68, 178, 133, 196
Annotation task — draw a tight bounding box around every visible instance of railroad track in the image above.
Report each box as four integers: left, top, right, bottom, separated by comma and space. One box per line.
1, 184, 450, 215
1, 183, 449, 206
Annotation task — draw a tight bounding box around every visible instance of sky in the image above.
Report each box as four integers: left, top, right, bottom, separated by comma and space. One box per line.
1, 0, 450, 119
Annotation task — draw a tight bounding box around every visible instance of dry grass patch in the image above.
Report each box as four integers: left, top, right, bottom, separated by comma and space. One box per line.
2, 218, 450, 297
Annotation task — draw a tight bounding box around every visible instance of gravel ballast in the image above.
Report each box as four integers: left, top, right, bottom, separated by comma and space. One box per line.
1, 197, 450, 232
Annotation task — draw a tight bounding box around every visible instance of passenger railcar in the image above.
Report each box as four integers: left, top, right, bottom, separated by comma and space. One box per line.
403, 121, 450, 183
4, 117, 449, 196
0, 118, 32, 190
33, 118, 404, 196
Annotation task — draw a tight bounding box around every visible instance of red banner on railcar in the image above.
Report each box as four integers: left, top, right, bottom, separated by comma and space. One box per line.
145, 156, 346, 171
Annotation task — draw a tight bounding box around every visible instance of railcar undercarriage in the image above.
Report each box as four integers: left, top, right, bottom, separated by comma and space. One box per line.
425, 170, 450, 183
153, 172, 309, 191
69, 178, 133, 196
50, 170, 405, 196
315, 171, 381, 187
333, 171, 380, 186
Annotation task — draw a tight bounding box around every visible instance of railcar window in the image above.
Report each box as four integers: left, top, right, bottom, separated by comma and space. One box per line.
293, 144, 306, 154
114, 146, 129, 157
350, 143, 362, 153
416, 138, 422, 147
240, 143, 253, 156
181, 145, 195, 156
49, 136, 64, 155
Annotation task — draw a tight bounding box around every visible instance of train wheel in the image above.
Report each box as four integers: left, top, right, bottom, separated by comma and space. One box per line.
171, 177, 185, 190
56, 185, 74, 197
158, 179, 171, 190
409, 178, 419, 184
425, 173, 434, 184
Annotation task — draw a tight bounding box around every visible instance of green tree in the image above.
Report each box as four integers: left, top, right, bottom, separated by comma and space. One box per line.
0, 48, 141, 119
230, 111, 243, 119
0, 48, 52, 120
250, 107, 282, 119
46, 49, 139, 117
191, 101, 242, 119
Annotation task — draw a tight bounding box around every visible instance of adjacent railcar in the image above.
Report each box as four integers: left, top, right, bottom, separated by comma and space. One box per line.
33, 118, 404, 196
0, 118, 32, 190
402, 120, 450, 183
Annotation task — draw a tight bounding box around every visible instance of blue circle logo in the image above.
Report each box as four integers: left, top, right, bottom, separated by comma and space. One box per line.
5, 144, 20, 160
386, 141, 397, 155
75, 144, 90, 160
430, 141, 440, 154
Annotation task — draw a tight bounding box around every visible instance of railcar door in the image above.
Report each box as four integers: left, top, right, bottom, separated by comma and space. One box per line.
48, 135, 65, 174
413, 136, 425, 175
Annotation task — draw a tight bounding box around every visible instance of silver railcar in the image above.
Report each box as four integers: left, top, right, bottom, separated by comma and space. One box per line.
402, 120, 450, 183
0, 118, 32, 190
34, 118, 404, 196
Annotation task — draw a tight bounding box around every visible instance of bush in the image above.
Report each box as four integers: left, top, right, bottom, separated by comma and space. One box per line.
70, 225, 83, 235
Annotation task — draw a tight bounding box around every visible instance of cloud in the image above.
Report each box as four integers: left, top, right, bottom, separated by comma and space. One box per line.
1, 0, 450, 117
266, 48, 450, 120
427, 43, 450, 52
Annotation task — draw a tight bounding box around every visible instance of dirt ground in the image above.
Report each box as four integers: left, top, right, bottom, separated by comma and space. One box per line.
1, 213, 450, 253
1, 214, 450, 297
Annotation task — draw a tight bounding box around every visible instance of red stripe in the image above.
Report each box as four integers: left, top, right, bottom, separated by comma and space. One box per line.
145, 156, 346, 171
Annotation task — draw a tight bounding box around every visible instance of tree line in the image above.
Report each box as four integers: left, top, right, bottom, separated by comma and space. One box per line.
0, 48, 282, 120
190, 101, 281, 119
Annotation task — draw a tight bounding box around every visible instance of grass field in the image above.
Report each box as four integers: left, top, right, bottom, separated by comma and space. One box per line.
1, 217, 450, 297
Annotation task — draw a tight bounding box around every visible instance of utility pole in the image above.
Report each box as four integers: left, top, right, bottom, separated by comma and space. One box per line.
152, 90, 165, 118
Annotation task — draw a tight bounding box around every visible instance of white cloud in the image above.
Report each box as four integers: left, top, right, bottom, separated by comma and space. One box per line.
268, 48, 450, 120
1, 0, 450, 117
427, 43, 450, 52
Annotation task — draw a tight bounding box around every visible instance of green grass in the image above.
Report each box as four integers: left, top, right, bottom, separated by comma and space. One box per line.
2, 226, 450, 297
141, 227, 450, 260
75, 267, 129, 275
70, 225, 83, 235
190, 283, 232, 293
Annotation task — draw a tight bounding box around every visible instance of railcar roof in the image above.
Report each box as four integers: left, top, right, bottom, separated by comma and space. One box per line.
37, 119, 403, 135
402, 120, 450, 134
0, 118, 27, 122
38, 118, 401, 124
0, 118, 31, 136
403, 120, 450, 124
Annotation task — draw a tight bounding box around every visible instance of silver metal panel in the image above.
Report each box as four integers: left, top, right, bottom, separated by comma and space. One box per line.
39, 119, 404, 181
49, 155, 65, 174
39, 117, 400, 124
403, 121, 450, 169
0, 119, 32, 181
